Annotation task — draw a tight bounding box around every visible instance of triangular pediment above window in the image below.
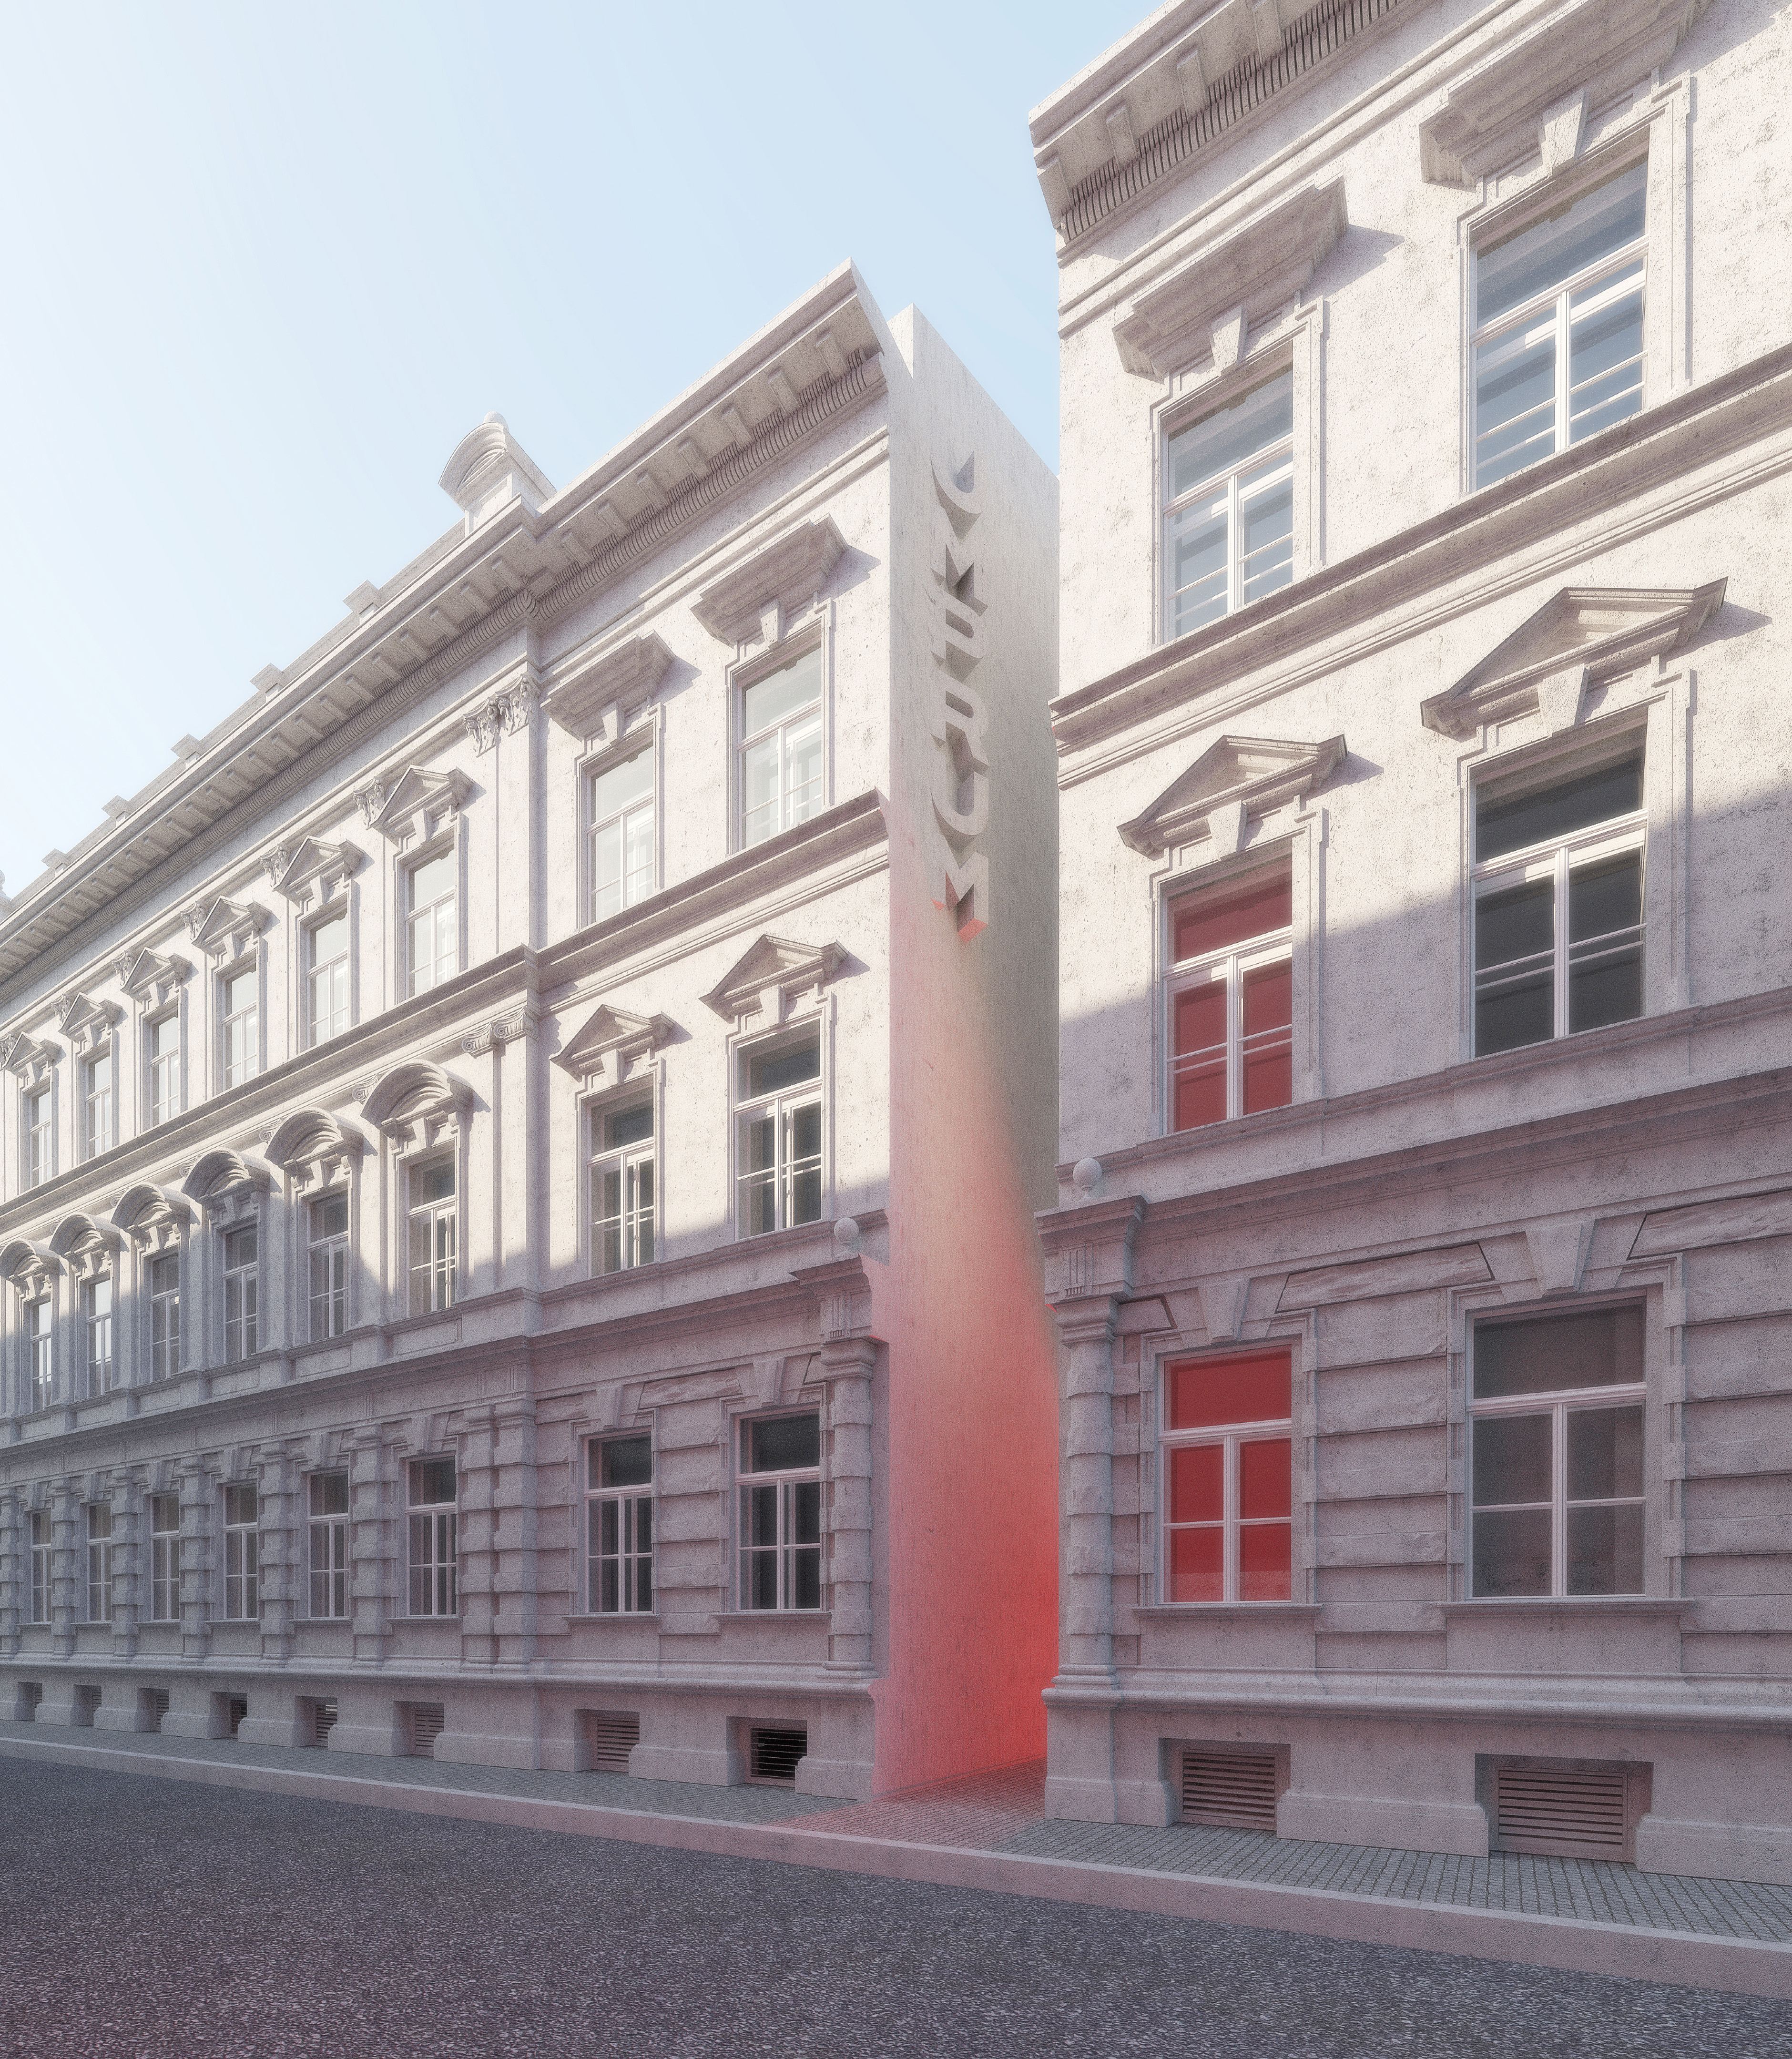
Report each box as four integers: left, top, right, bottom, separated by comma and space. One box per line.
114, 948, 191, 1007
53, 991, 122, 1050
552, 1004, 677, 1084
701, 934, 846, 1022
1118, 734, 1346, 859
183, 896, 272, 961
265, 836, 364, 905
542, 633, 673, 741
1421, 581, 1726, 740
1419, 0, 1708, 187
1112, 182, 1344, 379
356, 765, 473, 846
692, 518, 846, 645
0, 1030, 60, 1080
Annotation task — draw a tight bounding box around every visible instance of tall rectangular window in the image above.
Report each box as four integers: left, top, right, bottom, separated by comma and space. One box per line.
1473, 159, 1646, 489
588, 747, 655, 922
407, 1160, 456, 1314
83, 1275, 114, 1397
740, 647, 823, 849
407, 849, 457, 996
587, 1435, 653, 1614
1162, 1351, 1293, 1602
738, 1412, 822, 1611
24, 1297, 52, 1409
308, 1193, 349, 1340
222, 964, 259, 1089
150, 1493, 182, 1623
307, 912, 350, 1044
1471, 1307, 1646, 1598
24, 1086, 51, 1188
223, 1224, 258, 1362
308, 1471, 349, 1620
1163, 370, 1293, 640
1473, 749, 1644, 1056
85, 1504, 113, 1623
223, 1483, 259, 1620
736, 1034, 822, 1237
1167, 866, 1293, 1131
148, 1013, 181, 1126
407, 1458, 458, 1617
591, 1101, 655, 1275
84, 1052, 112, 1158
29, 1510, 51, 1624
149, 1253, 180, 1379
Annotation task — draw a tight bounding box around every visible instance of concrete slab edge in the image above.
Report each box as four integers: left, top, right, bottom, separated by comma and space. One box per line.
3, 1734, 1787, 2002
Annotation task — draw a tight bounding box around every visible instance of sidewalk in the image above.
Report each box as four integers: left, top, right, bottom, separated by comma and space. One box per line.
3, 1719, 1787, 2001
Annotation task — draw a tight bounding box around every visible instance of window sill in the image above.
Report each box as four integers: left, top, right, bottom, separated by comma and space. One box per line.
1442, 1596, 1687, 1617
716, 1609, 831, 1623
572, 1611, 660, 1623
1133, 1603, 1321, 1621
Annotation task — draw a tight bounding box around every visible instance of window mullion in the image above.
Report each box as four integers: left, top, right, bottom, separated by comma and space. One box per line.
1227, 955, 1243, 1120
1223, 1432, 1239, 1602
1554, 846, 1571, 1038
1552, 1401, 1568, 1597
1554, 286, 1572, 454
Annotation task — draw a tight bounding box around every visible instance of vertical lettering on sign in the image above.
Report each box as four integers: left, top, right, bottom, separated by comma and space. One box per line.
927, 455, 992, 939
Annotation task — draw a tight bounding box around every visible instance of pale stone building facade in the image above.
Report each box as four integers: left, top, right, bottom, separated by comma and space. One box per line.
1033, 0, 1792, 1883
0, 270, 1060, 1798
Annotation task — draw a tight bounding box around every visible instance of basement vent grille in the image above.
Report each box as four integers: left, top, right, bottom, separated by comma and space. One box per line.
73, 1685, 101, 1727
407, 1703, 447, 1759
1180, 1749, 1280, 1832
309, 1698, 338, 1748
1493, 1764, 1631, 1860
144, 1690, 170, 1733
585, 1710, 640, 1774
224, 1694, 248, 1739
748, 1725, 807, 1784
19, 1683, 42, 1719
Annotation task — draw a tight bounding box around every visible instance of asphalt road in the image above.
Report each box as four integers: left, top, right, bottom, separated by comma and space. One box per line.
0, 1759, 1785, 2059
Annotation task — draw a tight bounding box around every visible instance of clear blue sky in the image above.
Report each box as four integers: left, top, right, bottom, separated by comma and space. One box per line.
0, 0, 1142, 905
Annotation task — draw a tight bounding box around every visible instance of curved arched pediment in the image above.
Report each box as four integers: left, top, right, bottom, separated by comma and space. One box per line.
48, 1212, 121, 1260
181, 1149, 273, 1208
0, 1238, 61, 1288
362, 1060, 468, 1138
266, 1107, 365, 1172
111, 1183, 192, 1239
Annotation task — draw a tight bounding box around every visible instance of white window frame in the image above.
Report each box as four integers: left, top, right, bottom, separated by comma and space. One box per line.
147, 1009, 182, 1128
733, 1023, 826, 1240
736, 1409, 824, 1613
584, 732, 658, 925
219, 957, 260, 1091
407, 1456, 458, 1618
24, 1295, 53, 1410
1163, 867, 1294, 1130
29, 1509, 51, 1624
23, 1082, 53, 1190
85, 1503, 113, 1624
1160, 369, 1294, 641
404, 837, 460, 999
222, 1482, 260, 1620
150, 1492, 181, 1623
588, 1091, 657, 1276
83, 1048, 112, 1160
82, 1272, 114, 1398
734, 628, 828, 853
222, 1221, 259, 1363
308, 1190, 351, 1341
1158, 1356, 1295, 1604
406, 1155, 457, 1315
305, 907, 352, 1046
307, 1470, 349, 1620
148, 1251, 181, 1380
585, 1434, 654, 1615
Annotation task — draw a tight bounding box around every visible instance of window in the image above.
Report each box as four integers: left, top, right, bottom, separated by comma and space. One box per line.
223, 1224, 258, 1362
740, 646, 823, 848
407, 1457, 458, 1617
307, 912, 350, 1044
736, 1033, 822, 1237
223, 1483, 259, 1620
588, 747, 655, 922
1163, 370, 1293, 640
308, 1193, 349, 1340
85, 1504, 113, 1623
148, 1013, 180, 1126
82, 1274, 114, 1397
407, 1159, 456, 1314
1166, 866, 1293, 1131
24, 1297, 52, 1409
150, 1493, 181, 1623
29, 1510, 50, 1624
149, 1253, 180, 1379
221, 964, 258, 1089
1471, 1306, 1645, 1598
407, 848, 457, 996
1473, 159, 1646, 489
24, 1086, 51, 1188
738, 1412, 822, 1611
1162, 1351, 1293, 1602
1473, 747, 1644, 1056
587, 1435, 653, 1613
83, 1052, 111, 1158
308, 1471, 349, 1620
591, 1101, 654, 1274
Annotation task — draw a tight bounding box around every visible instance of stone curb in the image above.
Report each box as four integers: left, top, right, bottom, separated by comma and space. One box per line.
4, 1733, 1788, 2002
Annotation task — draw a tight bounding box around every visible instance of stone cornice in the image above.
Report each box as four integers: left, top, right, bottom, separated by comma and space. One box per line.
1052, 343, 1792, 762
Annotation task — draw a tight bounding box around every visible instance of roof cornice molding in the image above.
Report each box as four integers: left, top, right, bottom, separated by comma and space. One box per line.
1118, 733, 1347, 856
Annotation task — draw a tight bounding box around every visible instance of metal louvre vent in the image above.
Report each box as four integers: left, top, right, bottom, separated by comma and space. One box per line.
1180, 1749, 1280, 1832
72, 1685, 101, 1727
1494, 1764, 1631, 1860
585, 1710, 640, 1774
144, 1690, 170, 1733
407, 1703, 447, 1758
309, 1698, 338, 1748
748, 1725, 807, 1784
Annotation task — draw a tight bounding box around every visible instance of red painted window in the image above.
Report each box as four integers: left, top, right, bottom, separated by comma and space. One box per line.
1168, 866, 1293, 1131
1164, 1351, 1293, 1602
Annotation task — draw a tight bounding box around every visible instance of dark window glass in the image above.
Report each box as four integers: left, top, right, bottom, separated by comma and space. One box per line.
410, 1457, 456, 1506
1476, 754, 1642, 862
744, 1413, 821, 1474
745, 1038, 821, 1099
1473, 1307, 1644, 1400
597, 1435, 652, 1489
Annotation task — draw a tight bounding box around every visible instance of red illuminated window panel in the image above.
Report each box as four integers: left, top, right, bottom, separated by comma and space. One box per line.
1167, 866, 1293, 1131
1163, 1352, 1294, 1602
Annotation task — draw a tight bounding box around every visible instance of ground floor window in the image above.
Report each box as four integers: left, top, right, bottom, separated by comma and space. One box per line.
1162, 1350, 1293, 1601
738, 1412, 822, 1611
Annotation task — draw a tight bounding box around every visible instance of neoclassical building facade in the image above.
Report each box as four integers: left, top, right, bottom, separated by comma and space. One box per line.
0, 269, 1060, 1797
1033, 0, 1792, 1883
